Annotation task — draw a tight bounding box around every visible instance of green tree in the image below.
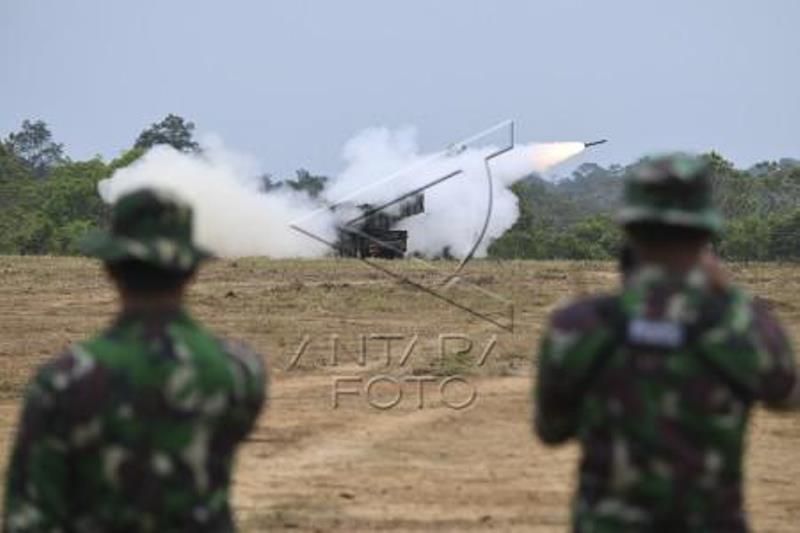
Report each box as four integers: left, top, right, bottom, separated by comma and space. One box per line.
0, 144, 34, 211
702, 151, 736, 177
718, 216, 770, 261
286, 169, 328, 198
566, 215, 620, 258
0, 143, 31, 184
259, 173, 282, 192
767, 209, 800, 261
44, 159, 109, 223
3, 120, 67, 178
37, 159, 111, 253
109, 147, 147, 171
134, 114, 200, 152
2, 211, 54, 255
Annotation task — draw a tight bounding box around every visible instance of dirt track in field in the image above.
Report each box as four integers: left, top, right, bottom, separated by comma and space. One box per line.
1, 257, 799, 531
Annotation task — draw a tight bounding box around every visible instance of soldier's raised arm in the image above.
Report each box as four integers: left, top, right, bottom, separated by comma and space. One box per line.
220, 339, 268, 440
534, 322, 579, 445
750, 298, 800, 410
534, 297, 615, 445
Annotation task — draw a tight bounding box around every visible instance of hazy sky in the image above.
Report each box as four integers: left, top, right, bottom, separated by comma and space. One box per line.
2, 0, 798, 177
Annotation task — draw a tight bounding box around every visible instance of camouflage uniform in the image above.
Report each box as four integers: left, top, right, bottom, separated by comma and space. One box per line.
534, 156, 797, 532
4, 190, 267, 532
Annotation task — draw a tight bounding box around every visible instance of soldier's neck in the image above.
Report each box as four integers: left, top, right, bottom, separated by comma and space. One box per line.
637, 251, 701, 274
120, 290, 185, 315
632, 239, 706, 275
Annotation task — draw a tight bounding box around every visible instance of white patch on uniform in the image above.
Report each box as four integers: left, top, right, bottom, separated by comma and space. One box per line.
202, 392, 228, 416
611, 437, 640, 490
627, 319, 685, 348
103, 446, 129, 488
595, 498, 647, 523
117, 404, 134, 419
222, 339, 262, 398
178, 249, 193, 270
7, 502, 44, 531
174, 341, 192, 362
548, 330, 579, 364
126, 240, 150, 259
228, 360, 247, 400
182, 426, 211, 492
71, 419, 101, 447
151, 452, 174, 476
652, 460, 672, 479
68, 345, 96, 381
193, 506, 210, 523
51, 374, 69, 391
155, 239, 178, 262
687, 268, 706, 288
715, 404, 743, 430
699, 450, 724, 489
705, 450, 722, 473
665, 293, 690, 321
165, 364, 200, 411
44, 436, 68, 452
661, 393, 679, 418
731, 298, 751, 333
223, 340, 261, 375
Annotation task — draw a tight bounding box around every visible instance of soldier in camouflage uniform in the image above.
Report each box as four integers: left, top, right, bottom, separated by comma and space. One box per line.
534, 155, 799, 532
4, 189, 266, 532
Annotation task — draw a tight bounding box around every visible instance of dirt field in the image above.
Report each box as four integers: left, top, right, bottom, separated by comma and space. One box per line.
0, 256, 798, 531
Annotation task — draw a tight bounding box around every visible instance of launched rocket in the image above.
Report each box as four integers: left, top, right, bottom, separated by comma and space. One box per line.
583, 139, 608, 148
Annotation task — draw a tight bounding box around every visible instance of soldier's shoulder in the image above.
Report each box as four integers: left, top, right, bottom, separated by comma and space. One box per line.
744, 292, 792, 343
701, 285, 792, 360
714, 285, 773, 330
218, 338, 266, 376
549, 293, 618, 333
27, 343, 106, 407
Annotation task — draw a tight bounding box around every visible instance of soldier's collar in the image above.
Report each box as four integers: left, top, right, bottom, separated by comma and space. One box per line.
629, 264, 708, 290
114, 307, 192, 326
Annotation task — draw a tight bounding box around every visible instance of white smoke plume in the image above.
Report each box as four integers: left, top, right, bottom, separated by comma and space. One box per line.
97, 128, 585, 259
324, 128, 584, 257
98, 140, 336, 258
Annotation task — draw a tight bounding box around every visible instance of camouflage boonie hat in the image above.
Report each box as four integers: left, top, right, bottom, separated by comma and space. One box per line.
617, 154, 723, 234
80, 189, 211, 270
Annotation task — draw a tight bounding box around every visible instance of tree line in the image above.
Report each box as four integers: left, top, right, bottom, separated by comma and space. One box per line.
488, 153, 800, 261
2, 115, 799, 260
0, 116, 326, 255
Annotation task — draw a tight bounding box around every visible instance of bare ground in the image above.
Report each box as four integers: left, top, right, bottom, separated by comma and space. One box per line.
0, 257, 798, 531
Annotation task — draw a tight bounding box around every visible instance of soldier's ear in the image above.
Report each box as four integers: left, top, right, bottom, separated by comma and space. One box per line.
180, 268, 197, 290
102, 264, 126, 294
103, 263, 118, 283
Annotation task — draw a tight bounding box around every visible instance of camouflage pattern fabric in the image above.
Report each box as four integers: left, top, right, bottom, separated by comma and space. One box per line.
534, 266, 796, 532
616, 154, 723, 234
3, 310, 266, 533
80, 189, 211, 271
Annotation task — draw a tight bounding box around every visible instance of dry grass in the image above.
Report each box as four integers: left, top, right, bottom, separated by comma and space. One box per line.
0, 256, 798, 531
